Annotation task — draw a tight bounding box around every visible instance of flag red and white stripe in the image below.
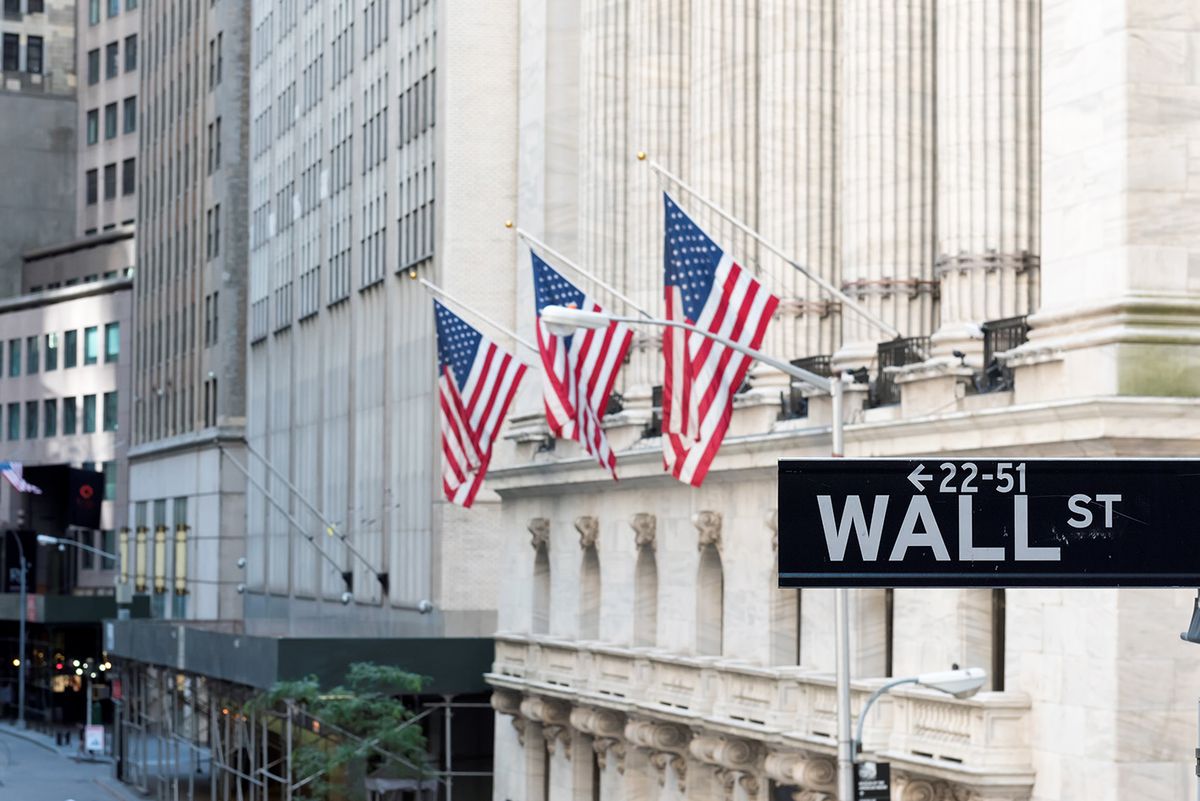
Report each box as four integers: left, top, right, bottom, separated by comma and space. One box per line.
434, 301, 527, 507
532, 253, 633, 478
661, 194, 779, 487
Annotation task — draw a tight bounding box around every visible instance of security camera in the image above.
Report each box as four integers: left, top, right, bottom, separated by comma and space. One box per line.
236, 583, 245, 594
236, 557, 246, 569
340, 591, 353, 605
417, 599, 434, 614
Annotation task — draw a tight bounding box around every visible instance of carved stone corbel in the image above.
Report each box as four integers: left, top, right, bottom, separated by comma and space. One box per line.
713, 767, 761, 801
631, 513, 656, 551
528, 517, 550, 551
893, 772, 980, 801
575, 516, 599, 550
693, 510, 722, 550
625, 719, 690, 754
543, 724, 571, 757
764, 750, 837, 798
688, 733, 759, 770
569, 706, 625, 740
649, 751, 687, 791
593, 737, 625, 773
489, 690, 526, 746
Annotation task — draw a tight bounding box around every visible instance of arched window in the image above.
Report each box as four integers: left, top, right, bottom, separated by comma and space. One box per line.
532, 545, 550, 635
579, 545, 601, 639
696, 544, 723, 656
634, 547, 658, 647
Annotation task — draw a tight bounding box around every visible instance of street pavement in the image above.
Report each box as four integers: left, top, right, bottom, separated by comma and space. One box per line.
0, 727, 139, 801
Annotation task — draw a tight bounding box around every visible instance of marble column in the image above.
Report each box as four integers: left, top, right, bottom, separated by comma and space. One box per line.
626, 0, 691, 406
931, 0, 1040, 360
836, 0, 938, 370
1011, 0, 1200, 403
758, 0, 841, 370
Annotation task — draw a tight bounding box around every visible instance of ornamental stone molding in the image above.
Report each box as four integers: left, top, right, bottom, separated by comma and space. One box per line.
528, 517, 550, 551
569, 706, 625, 740
893, 773, 979, 801
593, 737, 625, 773
625, 719, 690, 754
575, 516, 599, 550
763, 751, 837, 797
767, 508, 778, 551
542, 724, 571, 757
688, 733, 760, 770
519, 695, 570, 728
489, 690, 526, 745
631, 513, 656, 551
649, 751, 687, 791
714, 768, 761, 801
693, 510, 722, 550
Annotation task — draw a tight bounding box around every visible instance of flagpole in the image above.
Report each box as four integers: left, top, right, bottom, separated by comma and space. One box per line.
411, 274, 538, 353
509, 223, 655, 320
638, 152, 903, 340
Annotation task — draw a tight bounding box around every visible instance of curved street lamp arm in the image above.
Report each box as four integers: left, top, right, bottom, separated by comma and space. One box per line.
606, 314, 832, 393
853, 676, 920, 755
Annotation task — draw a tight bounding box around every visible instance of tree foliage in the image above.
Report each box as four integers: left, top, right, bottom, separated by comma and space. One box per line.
249, 662, 431, 800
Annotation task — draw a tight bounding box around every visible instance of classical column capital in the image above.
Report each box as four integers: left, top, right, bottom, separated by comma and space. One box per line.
693, 510, 722, 550
893, 772, 990, 801
649, 751, 687, 791
593, 737, 625, 773
631, 512, 656, 550
575, 516, 599, 550
763, 750, 837, 796
519, 695, 570, 727
569, 706, 625, 739
624, 718, 690, 753
528, 517, 550, 551
543, 724, 571, 757
688, 733, 760, 770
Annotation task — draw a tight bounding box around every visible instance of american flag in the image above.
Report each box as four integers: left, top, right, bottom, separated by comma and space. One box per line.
434, 300, 527, 507
662, 193, 780, 486
532, 253, 633, 478
0, 461, 41, 494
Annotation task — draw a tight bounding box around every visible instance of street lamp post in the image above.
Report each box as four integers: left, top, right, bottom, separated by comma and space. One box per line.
6, 531, 26, 729
539, 304, 859, 795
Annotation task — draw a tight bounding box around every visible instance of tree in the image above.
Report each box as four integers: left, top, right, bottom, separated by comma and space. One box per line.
250, 662, 431, 800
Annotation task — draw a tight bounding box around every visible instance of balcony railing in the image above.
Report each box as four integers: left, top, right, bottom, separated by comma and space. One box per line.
779, 355, 832, 420
873, 336, 930, 407
978, 315, 1029, 393
489, 633, 1033, 779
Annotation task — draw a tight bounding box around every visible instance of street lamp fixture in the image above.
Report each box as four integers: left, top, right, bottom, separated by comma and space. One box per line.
854, 667, 987, 758
36, 533, 118, 561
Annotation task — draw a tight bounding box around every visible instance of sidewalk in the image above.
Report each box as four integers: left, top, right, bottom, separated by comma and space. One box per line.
0, 722, 145, 801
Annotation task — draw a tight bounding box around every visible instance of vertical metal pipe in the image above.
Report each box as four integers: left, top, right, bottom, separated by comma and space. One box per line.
444, 695, 453, 801
830, 376, 845, 457
836, 586, 854, 800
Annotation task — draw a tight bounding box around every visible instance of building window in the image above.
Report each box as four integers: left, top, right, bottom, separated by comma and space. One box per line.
124, 34, 136, 71
7, 339, 18, 377
79, 531, 95, 569
28, 0, 42, 12
3, 0, 18, 18
103, 391, 118, 431
86, 110, 99, 145
86, 170, 98, 204
26, 35, 41, 74
103, 163, 116, 200
89, 0, 99, 24
63, 397, 76, 434
108, 0, 118, 17
84, 326, 99, 365
207, 204, 221, 259
24, 401, 37, 439
122, 158, 135, 195
43, 399, 56, 437
2, 34, 18, 72
24, 336, 37, 374
104, 322, 119, 362
105, 41, 118, 79
123, 96, 136, 133
44, 333, 56, 370
126, 0, 135, 9
83, 395, 96, 433
6, 404, 17, 441
101, 529, 115, 568
103, 460, 117, 502
104, 102, 117, 139
87, 48, 99, 84
64, 330, 77, 368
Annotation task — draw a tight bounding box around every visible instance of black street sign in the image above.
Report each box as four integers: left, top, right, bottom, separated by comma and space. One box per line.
778, 458, 1200, 588
855, 761, 890, 800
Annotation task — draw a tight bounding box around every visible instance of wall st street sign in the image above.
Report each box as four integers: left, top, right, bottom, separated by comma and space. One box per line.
778, 459, 1200, 588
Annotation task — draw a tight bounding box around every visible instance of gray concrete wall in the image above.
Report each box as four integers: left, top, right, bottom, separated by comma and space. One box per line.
0, 91, 76, 298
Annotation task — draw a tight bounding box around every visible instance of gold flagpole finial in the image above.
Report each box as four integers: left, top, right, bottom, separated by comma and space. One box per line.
636, 151, 647, 161
408, 268, 418, 280
504, 219, 514, 229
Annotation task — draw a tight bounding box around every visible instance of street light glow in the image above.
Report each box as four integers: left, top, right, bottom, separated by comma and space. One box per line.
35, 534, 59, 546
539, 305, 612, 336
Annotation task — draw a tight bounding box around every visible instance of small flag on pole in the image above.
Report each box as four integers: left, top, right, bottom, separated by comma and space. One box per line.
531, 253, 633, 478
0, 462, 41, 495
661, 193, 779, 487
434, 300, 526, 507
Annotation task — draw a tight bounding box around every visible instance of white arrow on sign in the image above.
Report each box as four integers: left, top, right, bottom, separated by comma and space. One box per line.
908, 465, 932, 492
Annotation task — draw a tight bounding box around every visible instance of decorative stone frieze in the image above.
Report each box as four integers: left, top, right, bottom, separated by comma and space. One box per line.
528, 517, 550, 551
693, 510, 722, 550
575, 516, 599, 550
631, 513, 656, 551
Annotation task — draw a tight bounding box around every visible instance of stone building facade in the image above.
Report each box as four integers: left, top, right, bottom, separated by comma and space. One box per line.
485, 1, 1200, 800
